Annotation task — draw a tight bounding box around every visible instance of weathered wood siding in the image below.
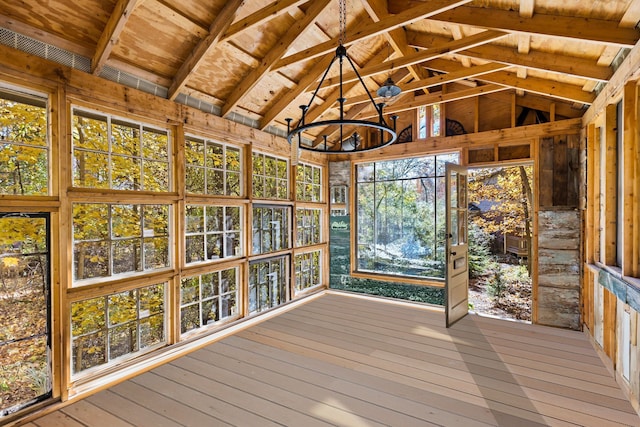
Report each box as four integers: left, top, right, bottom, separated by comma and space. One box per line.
537, 133, 582, 329
537, 210, 581, 329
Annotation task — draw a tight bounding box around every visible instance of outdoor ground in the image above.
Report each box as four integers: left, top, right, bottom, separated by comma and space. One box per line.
469, 260, 532, 322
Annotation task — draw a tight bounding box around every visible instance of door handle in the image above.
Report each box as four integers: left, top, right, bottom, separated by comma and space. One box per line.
450, 251, 457, 256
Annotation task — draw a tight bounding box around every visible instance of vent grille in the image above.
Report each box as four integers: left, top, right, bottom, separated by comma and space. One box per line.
0, 27, 283, 138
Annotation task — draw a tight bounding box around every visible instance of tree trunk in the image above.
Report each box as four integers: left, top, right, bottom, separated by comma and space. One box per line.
519, 166, 533, 274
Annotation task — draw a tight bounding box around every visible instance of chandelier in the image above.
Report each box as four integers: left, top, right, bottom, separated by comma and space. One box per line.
286, 0, 400, 153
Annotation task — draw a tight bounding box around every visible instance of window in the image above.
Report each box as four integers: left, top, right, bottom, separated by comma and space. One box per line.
70, 283, 165, 374
296, 163, 321, 202
185, 137, 241, 196
431, 104, 441, 137
356, 153, 459, 279
72, 109, 170, 191
294, 250, 321, 294
252, 152, 288, 199
252, 205, 290, 254
330, 185, 348, 216
417, 104, 441, 139
180, 267, 239, 335
185, 205, 241, 264
248, 256, 288, 314
0, 87, 48, 195
296, 208, 321, 247
72, 203, 170, 282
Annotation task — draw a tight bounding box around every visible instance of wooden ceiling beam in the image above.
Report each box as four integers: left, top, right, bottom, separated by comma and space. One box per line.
358, 84, 508, 118
167, 0, 244, 101
258, 55, 333, 130
317, 30, 507, 89
273, 0, 471, 71
362, 0, 428, 81
422, 5, 640, 47
406, 30, 612, 82
91, 0, 141, 75
424, 58, 595, 104
221, 0, 332, 117
222, 0, 309, 42
344, 62, 510, 107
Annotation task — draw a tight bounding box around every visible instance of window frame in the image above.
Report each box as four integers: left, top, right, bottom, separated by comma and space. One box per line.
71, 107, 172, 192
184, 135, 243, 197
248, 255, 289, 315
252, 204, 291, 255
179, 266, 240, 337
252, 151, 289, 200
184, 204, 243, 265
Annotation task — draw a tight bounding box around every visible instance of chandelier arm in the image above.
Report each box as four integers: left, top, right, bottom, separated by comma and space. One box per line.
299, 52, 341, 127
343, 53, 384, 118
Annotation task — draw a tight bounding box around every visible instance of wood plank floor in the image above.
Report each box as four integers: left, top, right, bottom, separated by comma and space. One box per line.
26, 292, 640, 426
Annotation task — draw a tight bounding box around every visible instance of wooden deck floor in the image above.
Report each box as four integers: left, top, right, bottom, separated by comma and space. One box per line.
24, 292, 640, 426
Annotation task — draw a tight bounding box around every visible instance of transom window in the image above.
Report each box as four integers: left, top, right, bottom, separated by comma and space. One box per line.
252, 205, 290, 254
248, 256, 288, 314
356, 153, 458, 279
185, 205, 242, 264
185, 136, 241, 196
296, 163, 321, 202
294, 250, 321, 294
252, 152, 288, 199
296, 208, 321, 247
180, 267, 239, 335
0, 87, 48, 195
72, 203, 170, 282
72, 109, 170, 191
70, 283, 165, 374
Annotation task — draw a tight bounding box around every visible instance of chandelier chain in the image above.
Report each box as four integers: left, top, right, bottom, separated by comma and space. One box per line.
339, 0, 346, 45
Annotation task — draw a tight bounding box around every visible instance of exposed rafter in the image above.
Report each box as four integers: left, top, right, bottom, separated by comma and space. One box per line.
221, 0, 308, 42
220, 0, 332, 117
167, 0, 244, 101
406, 31, 612, 82
273, 0, 471, 71
92, 0, 141, 75
317, 30, 508, 89
423, 5, 640, 47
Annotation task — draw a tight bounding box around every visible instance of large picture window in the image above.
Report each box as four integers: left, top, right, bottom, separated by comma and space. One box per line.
72, 109, 170, 191
252, 205, 290, 254
0, 87, 48, 195
72, 203, 170, 282
356, 153, 459, 279
185, 137, 241, 196
180, 267, 239, 335
185, 205, 242, 264
70, 283, 165, 374
252, 152, 288, 199
248, 256, 288, 314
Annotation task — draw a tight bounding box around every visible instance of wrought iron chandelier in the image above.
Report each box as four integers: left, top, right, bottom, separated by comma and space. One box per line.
286, 0, 400, 153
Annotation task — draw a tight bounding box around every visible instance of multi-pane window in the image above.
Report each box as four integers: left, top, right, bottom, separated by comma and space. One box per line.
248, 256, 288, 314
72, 203, 170, 282
185, 137, 241, 196
356, 153, 459, 279
296, 208, 321, 247
180, 267, 239, 335
252, 205, 290, 254
296, 163, 321, 202
70, 283, 165, 374
0, 88, 48, 195
185, 205, 241, 264
72, 109, 170, 191
252, 152, 288, 199
294, 250, 321, 293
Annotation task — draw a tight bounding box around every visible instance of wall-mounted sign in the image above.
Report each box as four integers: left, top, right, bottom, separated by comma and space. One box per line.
330, 219, 349, 231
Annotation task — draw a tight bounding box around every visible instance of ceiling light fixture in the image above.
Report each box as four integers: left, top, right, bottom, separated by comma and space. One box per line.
286, 0, 399, 153
376, 42, 402, 103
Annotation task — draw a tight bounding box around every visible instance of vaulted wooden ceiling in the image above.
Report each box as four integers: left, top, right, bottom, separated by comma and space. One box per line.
2, 0, 639, 139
